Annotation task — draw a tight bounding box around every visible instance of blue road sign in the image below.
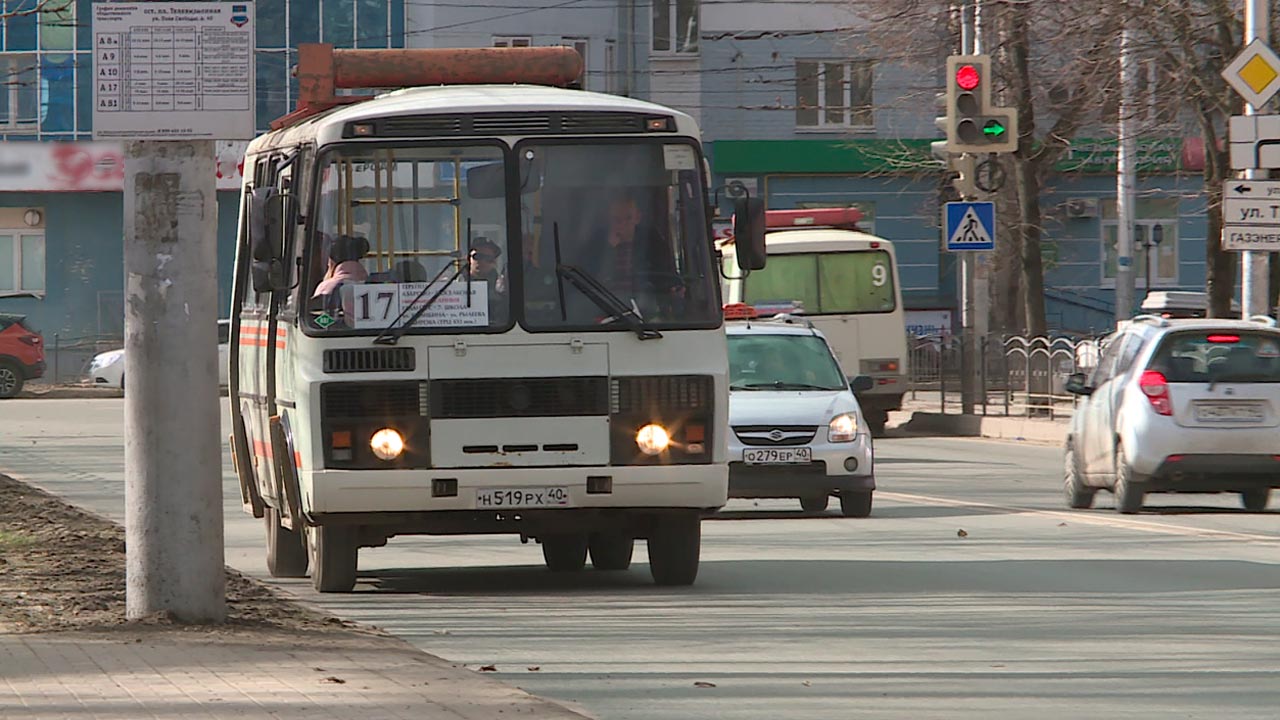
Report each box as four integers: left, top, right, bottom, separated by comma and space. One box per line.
945, 201, 996, 251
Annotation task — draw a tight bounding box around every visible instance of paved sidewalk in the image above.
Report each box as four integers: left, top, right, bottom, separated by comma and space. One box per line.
2, 627, 592, 720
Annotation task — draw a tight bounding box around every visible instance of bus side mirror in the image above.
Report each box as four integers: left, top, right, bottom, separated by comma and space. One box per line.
732, 196, 767, 272
850, 375, 874, 393
249, 188, 292, 293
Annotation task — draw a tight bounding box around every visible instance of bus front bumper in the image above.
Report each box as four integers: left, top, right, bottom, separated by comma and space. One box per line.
301, 464, 729, 515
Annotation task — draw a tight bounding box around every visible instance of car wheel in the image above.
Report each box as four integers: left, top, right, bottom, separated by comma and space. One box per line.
647, 512, 701, 586
0, 360, 24, 399
1113, 449, 1144, 514
1241, 489, 1271, 512
839, 490, 873, 518
1063, 439, 1095, 509
307, 524, 359, 593
542, 534, 589, 572
800, 496, 830, 513
588, 532, 634, 571
866, 411, 889, 438
264, 507, 308, 578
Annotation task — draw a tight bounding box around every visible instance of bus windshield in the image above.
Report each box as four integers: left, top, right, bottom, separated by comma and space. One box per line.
306, 144, 510, 332
743, 250, 896, 315
517, 140, 719, 331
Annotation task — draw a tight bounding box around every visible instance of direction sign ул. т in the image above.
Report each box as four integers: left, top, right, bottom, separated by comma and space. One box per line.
1223, 180, 1280, 251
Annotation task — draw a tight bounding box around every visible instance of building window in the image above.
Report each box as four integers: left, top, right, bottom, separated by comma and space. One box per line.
652, 0, 698, 55
493, 36, 532, 48
0, 231, 46, 295
0, 54, 41, 128
795, 60, 874, 129
604, 39, 617, 94
1101, 198, 1178, 288
563, 37, 587, 87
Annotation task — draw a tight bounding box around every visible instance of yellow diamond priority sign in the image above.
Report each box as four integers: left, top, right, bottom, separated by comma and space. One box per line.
1223, 39, 1280, 108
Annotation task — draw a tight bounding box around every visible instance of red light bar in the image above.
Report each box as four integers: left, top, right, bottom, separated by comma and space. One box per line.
1207, 334, 1240, 343
764, 207, 863, 230
723, 303, 758, 320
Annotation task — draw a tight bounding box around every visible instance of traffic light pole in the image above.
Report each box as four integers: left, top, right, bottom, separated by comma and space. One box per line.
1242, 0, 1271, 318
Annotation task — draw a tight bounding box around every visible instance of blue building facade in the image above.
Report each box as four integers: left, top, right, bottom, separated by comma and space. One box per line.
0, 0, 405, 348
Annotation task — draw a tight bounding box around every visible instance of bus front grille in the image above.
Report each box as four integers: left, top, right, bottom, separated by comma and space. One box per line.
430, 377, 609, 418
323, 347, 416, 374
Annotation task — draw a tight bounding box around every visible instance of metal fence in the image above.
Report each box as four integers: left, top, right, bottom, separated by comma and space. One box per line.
908, 332, 1106, 419
38, 334, 123, 386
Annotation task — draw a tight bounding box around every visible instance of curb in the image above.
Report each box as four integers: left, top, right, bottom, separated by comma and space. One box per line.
17, 386, 124, 399
900, 411, 1068, 446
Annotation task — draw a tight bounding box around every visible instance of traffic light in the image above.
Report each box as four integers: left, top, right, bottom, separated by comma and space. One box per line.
943, 55, 1018, 154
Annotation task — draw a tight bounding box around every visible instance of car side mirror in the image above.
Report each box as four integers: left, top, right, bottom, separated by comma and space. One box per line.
850, 375, 874, 393
1065, 372, 1094, 396
732, 196, 766, 272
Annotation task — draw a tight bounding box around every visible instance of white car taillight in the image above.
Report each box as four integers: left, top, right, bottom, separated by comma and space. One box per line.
1139, 370, 1173, 416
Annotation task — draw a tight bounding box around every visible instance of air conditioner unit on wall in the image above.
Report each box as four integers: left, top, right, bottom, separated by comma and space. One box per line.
1063, 198, 1099, 218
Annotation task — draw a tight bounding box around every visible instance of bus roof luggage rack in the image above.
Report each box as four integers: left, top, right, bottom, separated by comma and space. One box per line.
273, 43, 585, 130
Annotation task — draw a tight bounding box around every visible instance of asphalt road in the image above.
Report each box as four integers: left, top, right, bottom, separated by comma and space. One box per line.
3, 398, 1280, 719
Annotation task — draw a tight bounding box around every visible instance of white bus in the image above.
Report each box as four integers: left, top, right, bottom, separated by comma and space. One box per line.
721, 207, 907, 435
228, 45, 765, 592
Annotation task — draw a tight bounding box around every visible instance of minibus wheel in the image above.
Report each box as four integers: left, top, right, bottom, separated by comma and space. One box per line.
647, 513, 700, 586
308, 524, 358, 593
264, 507, 308, 578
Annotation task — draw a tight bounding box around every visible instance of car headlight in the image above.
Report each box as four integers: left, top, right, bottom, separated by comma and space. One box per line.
635, 424, 671, 455
828, 413, 858, 443
370, 428, 405, 460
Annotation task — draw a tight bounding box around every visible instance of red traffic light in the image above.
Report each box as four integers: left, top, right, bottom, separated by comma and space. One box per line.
955, 64, 980, 90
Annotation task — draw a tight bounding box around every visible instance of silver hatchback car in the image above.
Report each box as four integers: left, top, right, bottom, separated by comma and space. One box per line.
1064, 316, 1280, 513
726, 317, 876, 516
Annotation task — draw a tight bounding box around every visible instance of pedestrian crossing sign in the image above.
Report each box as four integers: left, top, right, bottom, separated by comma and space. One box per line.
944, 201, 996, 251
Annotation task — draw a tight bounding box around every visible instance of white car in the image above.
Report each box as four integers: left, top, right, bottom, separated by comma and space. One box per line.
89, 320, 230, 390
726, 314, 876, 516
1065, 315, 1280, 513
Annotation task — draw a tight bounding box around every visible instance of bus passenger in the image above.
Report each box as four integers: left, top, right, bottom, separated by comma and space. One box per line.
312, 234, 371, 321
589, 193, 681, 314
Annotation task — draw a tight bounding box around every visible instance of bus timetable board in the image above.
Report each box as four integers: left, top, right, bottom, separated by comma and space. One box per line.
92, 2, 255, 140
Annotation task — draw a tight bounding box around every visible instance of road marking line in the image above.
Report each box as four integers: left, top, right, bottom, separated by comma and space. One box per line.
879, 491, 1280, 544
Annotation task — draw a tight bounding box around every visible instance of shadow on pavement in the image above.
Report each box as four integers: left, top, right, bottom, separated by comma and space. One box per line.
347, 557, 1280, 597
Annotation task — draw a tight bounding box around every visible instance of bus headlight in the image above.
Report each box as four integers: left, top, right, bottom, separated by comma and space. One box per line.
370, 428, 405, 460
828, 414, 858, 443
635, 424, 671, 455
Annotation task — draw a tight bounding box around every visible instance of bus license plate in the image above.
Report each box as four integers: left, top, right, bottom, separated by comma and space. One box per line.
744, 447, 812, 465
475, 487, 571, 508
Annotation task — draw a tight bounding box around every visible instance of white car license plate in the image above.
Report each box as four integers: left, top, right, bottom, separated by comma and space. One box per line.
743, 447, 813, 465
475, 487, 571, 508
1194, 402, 1266, 423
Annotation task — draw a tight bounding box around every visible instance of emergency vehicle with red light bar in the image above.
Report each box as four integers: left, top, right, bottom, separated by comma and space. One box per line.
228, 43, 762, 593
720, 207, 907, 436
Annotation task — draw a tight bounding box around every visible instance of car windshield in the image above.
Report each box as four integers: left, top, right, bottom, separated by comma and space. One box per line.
728, 334, 846, 390
305, 144, 509, 333
1149, 331, 1280, 383
743, 250, 895, 315
517, 140, 718, 331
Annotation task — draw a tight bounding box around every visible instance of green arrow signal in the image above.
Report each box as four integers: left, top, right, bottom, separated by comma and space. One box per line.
983, 119, 1007, 137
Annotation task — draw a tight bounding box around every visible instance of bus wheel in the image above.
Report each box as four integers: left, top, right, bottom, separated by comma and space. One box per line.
264, 507, 308, 578
542, 534, 588, 572
647, 513, 700, 586
308, 524, 358, 593
589, 532, 634, 571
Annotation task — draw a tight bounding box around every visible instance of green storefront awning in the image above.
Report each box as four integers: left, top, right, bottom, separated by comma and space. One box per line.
711, 138, 1188, 176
